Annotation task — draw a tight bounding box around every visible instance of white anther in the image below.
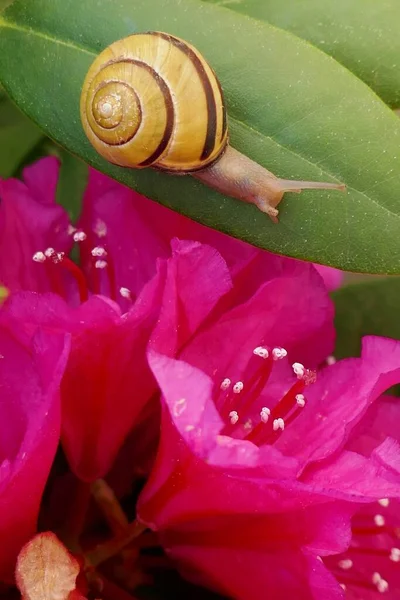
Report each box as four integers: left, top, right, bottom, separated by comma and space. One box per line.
91, 246, 107, 257
67, 224, 77, 235
374, 514, 385, 527
292, 362, 305, 378
220, 378, 231, 391
95, 260, 108, 270
377, 579, 389, 593
233, 381, 243, 394
119, 287, 132, 300
44, 247, 55, 258
338, 559, 353, 570
273, 418, 285, 432
372, 572, 382, 585
326, 355, 337, 365
295, 394, 306, 407
253, 346, 269, 359
372, 572, 389, 592
229, 411, 239, 425
73, 230, 87, 242
339, 584, 346, 591
260, 407, 271, 423
272, 347, 287, 360
32, 251, 46, 263
390, 547, 400, 562
378, 498, 390, 508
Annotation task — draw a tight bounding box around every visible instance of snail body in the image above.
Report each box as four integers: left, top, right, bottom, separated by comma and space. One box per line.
81, 32, 345, 222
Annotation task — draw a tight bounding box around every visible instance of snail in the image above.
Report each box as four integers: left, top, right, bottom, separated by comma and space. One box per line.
80, 31, 346, 222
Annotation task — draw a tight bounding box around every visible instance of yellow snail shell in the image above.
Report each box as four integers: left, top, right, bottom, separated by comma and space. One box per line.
81, 31, 228, 172
80, 31, 346, 222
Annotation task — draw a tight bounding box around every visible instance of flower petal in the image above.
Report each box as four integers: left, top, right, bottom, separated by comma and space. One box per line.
0, 322, 69, 582
0, 157, 71, 294
163, 544, 344, 600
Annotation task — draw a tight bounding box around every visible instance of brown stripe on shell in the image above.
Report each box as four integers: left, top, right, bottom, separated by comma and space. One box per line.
93, 58, 174, 163
214, 72, 227, 142
151, 31, 218, 161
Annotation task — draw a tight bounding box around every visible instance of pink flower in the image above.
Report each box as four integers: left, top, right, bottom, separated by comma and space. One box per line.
0, 317, 69, 582
138, 329, 400, 598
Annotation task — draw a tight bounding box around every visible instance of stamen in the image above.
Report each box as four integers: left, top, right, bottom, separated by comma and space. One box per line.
67, 224, 77, 236
253, 346, 269, 359
374, 514, 386, 527
91, 246, 107, 258
229, 411, 239, 425
378, 498, 390, 508
390, 547, 400, 562
377, 579, 389, 593
292, 362, 305, 378
95, 260, 108, 270
338, 559, 353, 570
272, 347, 287, 360
272, 418, 285, 432
372, 572, 389, 593
32, 251, 46, 263
260, 407, 270, 423
326, 355, 336, 365
73, 230, 87, 243
220, 378, 231, 391
295, 394, 306, 407
119, 287, 132, 300
233, 382, 244, 394
58, 256, 89, 303
44, 247, 55, 258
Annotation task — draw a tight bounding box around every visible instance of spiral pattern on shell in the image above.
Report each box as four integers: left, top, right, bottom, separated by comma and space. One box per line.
80, 32, 228, 172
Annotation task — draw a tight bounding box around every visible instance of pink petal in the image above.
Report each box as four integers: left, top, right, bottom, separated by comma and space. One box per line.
0, 322, 69, 582
164, 545, 344, 600
22, 157, 60, 206
303, 445, 400, 501
150, 239, 232, 357
0, 157, 71, 294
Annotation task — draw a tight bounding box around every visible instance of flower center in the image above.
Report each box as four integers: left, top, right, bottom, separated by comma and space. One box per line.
213, 345, 316, 447
32, 226, 132, 305
325, 499, 400, 595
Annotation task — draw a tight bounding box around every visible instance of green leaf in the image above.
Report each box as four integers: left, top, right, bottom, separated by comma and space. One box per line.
333, 277, 400, 359
56, 149, 88, 222
204, 0, 400, 109
0, 93, 44, 178
1, 0, 400, 273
